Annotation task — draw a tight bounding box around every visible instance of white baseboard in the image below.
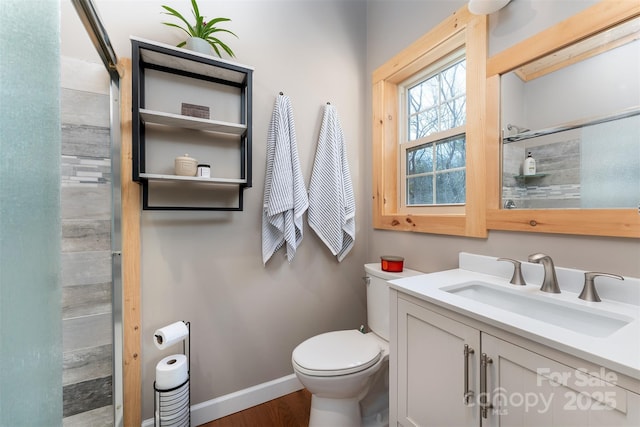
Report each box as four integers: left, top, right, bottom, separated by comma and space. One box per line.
141, 373, 303, 427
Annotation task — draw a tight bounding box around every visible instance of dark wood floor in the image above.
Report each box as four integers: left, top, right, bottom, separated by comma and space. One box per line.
199, 389, 312, 427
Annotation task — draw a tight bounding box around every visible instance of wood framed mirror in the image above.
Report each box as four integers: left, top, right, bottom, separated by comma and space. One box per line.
486, 0, 640, 238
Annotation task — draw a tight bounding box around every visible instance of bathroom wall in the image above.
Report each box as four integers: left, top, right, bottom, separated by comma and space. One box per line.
60, 57, 113, 426
58, 0, 640, 423
62, 0, 368, 420
365, 0, 640, 279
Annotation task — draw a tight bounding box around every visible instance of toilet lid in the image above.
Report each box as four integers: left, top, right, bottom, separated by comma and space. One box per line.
292, 330, 382, 377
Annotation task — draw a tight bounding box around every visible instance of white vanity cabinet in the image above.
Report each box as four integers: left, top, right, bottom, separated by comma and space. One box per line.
482, 334, 639, 427
394, 296, 480, 426
391, 290, 640, 427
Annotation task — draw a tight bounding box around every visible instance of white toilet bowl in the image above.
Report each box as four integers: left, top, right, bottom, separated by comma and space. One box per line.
292, 263, 422, 427
292, 329, 388, 427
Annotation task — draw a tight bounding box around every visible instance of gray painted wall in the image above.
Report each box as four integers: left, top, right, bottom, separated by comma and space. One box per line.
63, 0, 368, 419
138, 1, 368, 417
60, 0, 640, 422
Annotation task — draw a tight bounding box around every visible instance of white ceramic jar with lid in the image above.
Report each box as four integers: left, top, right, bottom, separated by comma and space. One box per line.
174, 154, 198, 176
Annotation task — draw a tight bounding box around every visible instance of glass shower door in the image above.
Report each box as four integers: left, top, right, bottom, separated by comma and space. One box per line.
0, 0, 63, 424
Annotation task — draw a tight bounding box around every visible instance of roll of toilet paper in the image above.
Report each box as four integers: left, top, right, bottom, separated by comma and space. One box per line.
155, 354, 189, 391
153, 321, 189, 350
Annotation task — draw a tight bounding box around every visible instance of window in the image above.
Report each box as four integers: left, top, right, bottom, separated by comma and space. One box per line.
406, 57, 466, 141
371, 6, 487, 237
402, 55, 466, 207
406, 134, 466, 205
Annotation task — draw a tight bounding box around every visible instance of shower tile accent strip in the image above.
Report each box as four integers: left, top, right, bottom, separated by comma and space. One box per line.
61, 155, 111, 186
502, 184, 582, 209
61, 84, 113, 425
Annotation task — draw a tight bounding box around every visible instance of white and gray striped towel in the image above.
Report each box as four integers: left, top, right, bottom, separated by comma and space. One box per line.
308, 104, 355, 262
262, 94, 309, 264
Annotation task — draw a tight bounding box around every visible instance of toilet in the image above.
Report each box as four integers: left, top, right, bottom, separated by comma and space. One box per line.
292, 263, 422, 427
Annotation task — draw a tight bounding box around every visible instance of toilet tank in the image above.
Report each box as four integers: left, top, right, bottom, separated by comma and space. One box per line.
364, 263, 423, 341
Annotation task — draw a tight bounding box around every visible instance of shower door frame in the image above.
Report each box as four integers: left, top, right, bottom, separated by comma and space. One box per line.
70, 1, 141, 426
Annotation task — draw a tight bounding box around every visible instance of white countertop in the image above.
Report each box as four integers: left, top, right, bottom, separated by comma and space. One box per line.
388, 253, 640, 381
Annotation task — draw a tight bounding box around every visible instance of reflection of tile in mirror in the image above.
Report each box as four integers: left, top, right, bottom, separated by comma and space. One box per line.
502, 136, 581, 209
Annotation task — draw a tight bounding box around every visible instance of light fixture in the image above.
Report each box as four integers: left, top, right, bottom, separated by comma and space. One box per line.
468, 0, 511, 15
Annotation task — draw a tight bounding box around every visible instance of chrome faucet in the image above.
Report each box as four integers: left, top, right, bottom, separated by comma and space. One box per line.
528, 253, 561, 293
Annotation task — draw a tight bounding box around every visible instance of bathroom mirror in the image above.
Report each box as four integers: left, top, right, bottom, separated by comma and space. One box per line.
501, 16, 639, 210
486, 1, 640, 238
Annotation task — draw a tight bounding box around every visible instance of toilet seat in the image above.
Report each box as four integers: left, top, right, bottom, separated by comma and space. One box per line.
292, 330, 382, 377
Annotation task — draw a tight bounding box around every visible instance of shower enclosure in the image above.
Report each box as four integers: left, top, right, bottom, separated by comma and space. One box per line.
59, 61, 118, 425
2, 0, 125, 424
63, 1, 124, 425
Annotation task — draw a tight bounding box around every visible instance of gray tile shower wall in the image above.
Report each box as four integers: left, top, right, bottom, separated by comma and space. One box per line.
60, 86, 113, 425
502, 138, 581, 209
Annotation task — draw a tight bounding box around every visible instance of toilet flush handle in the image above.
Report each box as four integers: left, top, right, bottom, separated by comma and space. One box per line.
360, 277, 369, 334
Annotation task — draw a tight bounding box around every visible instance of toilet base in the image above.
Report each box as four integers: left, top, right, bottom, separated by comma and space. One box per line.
360, 362, 389, 427
309, 395, 361, 427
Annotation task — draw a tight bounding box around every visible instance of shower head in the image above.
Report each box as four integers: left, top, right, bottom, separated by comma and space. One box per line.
506, 123, 530, 134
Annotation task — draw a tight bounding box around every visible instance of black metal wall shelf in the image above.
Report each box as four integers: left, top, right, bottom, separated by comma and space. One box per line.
131, 36, 253, 210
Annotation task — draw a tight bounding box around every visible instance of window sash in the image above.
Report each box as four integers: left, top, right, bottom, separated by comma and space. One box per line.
405, 53, 466, 142
399, 53, 467, 210
401, 125, 466, 208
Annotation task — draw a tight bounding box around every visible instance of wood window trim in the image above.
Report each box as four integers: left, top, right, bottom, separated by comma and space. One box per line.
372, 6, 488, 237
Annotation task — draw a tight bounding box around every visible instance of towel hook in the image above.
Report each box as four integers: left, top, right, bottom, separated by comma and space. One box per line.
326, 102, 331, 105
279, 91, 284, 95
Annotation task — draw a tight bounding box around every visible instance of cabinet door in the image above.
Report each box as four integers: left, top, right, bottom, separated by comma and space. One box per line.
482, 333, 640, 427
396, 298, 480, 427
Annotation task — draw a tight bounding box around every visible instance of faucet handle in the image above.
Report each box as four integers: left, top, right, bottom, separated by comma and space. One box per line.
579, 272, 624, 302
497, 258, 526, 286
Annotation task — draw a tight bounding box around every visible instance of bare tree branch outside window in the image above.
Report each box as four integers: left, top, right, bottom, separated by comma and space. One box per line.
406, 59, 466, 206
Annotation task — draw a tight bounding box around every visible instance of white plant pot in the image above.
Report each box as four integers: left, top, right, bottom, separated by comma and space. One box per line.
185, 37, 212, 55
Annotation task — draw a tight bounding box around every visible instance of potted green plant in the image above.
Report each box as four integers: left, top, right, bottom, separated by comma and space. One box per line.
161, 0, 237, 57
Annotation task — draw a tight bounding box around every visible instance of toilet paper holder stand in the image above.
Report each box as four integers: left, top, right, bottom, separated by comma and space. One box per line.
153, 321, 190, 427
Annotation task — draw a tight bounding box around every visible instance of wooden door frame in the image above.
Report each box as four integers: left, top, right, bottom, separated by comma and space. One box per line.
119, 57, 142, 427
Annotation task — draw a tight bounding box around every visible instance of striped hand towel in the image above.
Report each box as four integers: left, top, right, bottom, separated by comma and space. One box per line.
262, 94, 309, 264
308, 104, 355, 262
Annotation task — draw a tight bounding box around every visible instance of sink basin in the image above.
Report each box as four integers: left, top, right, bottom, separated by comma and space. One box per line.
443, 281, 633, 337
